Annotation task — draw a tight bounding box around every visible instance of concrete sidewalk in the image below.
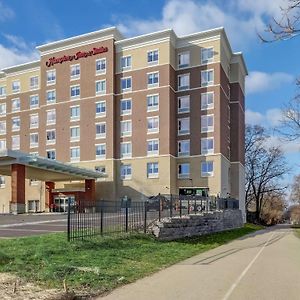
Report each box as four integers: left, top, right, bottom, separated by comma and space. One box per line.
98, 225, 300, 300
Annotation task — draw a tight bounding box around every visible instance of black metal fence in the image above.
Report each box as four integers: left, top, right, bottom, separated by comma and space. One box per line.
67, 195, 239, 241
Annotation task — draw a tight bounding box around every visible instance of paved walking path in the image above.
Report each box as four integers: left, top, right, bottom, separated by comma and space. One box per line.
99, 225, 300, 300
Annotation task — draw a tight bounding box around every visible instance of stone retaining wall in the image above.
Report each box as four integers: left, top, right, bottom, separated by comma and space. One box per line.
150, 210, 244, 241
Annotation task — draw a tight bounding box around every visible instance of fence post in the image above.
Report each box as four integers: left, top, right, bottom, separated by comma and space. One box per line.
188, 200, 190, 215
67, 198, 71, 241
100, 206, 103, 235
205, 198, 209, 213
194, 198, 197, 215
170, 194, 173, 218
125, 200, 129, 232
179, 198, 182, 218
158, 195, 161, 222
144, 201, 147, 234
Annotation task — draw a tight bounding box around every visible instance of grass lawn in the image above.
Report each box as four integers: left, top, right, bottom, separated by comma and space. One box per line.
295, 228, 300, 238
0, 223, 263, 296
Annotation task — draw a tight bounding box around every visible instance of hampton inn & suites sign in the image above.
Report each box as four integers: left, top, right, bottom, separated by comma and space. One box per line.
45, 46, 108, 67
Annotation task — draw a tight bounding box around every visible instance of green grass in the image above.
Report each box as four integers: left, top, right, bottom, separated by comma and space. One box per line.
0, 223, 263, 296
294, 228, 300, 238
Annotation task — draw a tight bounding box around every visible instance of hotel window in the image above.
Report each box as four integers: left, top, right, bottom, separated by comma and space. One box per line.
121, 56, 131, 70
12, 135, 20, 150
178, 96, 190, 113
30, 114, 39, 129
12, 117, 20, 131
147, 72, 159, 88
0, 121, 6, 134
95, 166, 105, 173
0, 176, 5, 188
0, 86, 6, 97
46, 90, 56, 104
147, 94, 159, 111
0, 103, 6, 116
70, 64, 80, 79
120, 142, 132, 158
178, 52, 190, 68
147, 162, 159, 178
147, 139, 159, 156
96, 58, 106, 74
121, 77, 132, 92
120, 98, 132, 115
47, 70, 56, 85
12, 98, 20, 112
147, 50, 159, 64
70, 126, 80, 141
30, 95, 39, 109
201, 115, 214, 133
201, 70, 214, 87
30, 133, 39, 148
96, 101, 106, 117
70, 106, 80, 121
201, 47, 214, 64
178, 118, 190, 135
201, 92, 214, 110
70, 147, 80, 162
120, 164, 132, 180
120, 120, 132, 137
47, 150, 56, 160
178, 74, 190, 91
46, 109, 56, 125
70, 85, 80, 99
96, 80, 106, 95
147, 116, 159, 134
178, 163, 190, 179
30, 76, 39, 90
201, 161, 214, 177
201, 137, 214, 155
12, 80, 20, 93
46, 130, 56, 145
0, 139, 6, 150
96, 122, 106, 138
178, 140, 190, 156
96, 144, 106, 159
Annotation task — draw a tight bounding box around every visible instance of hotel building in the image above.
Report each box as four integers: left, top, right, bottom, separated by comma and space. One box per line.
0, 27, 247, 216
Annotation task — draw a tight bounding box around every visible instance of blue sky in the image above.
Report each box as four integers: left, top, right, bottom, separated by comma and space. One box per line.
0, 0, 299, 181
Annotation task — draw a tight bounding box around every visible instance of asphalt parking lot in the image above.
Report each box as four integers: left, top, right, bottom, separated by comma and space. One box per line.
0, 214, 67, 238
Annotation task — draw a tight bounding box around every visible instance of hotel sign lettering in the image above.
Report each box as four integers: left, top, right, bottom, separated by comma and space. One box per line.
45, 46, 108, 67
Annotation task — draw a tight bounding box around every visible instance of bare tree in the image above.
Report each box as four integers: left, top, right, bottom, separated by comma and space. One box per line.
245, 125, 289, 222
290, 174, 300, 203
259, 1, 300, 42
278, 84, 300, 141
259, 2, 300, 139
260, 193, 286, 225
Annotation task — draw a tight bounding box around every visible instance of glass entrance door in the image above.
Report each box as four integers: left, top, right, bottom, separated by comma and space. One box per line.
53, 195, 75, 212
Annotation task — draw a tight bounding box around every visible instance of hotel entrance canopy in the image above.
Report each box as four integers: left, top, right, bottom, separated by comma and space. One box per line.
0, 149, 105, 181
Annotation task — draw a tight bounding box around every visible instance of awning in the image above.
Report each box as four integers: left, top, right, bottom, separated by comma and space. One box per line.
0, 149, 106, 181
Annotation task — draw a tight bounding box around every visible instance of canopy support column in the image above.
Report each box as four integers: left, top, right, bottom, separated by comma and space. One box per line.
11, 164, 25, 213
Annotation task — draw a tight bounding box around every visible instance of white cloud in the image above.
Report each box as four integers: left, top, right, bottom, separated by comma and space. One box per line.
246, 71, 294, 94
265, 136, 300, 154
0, 1, 14, 21
0, 36, 39, 70
115, 0, 286, 50
246, 108, 284, 127
245, 109, 264, 125
266, 108, 284, 126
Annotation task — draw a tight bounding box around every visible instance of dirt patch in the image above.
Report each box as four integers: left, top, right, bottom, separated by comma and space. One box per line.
0, 273, 75, 300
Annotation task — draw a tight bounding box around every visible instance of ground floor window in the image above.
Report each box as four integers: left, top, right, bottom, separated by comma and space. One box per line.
28, 200, 40, 212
